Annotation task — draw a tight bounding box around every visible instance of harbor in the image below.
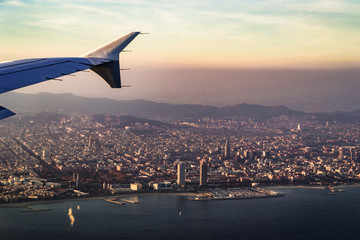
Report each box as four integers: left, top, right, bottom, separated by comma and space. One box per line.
189, 187, 284, 201
325, 185, 346, 195
104, 197, 138, 205
117, 198, 138, 204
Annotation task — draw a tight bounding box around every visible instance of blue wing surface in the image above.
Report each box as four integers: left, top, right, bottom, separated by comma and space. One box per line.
0, 57, 110, 94
0, 106, 15, 120
0, 32, 141, 119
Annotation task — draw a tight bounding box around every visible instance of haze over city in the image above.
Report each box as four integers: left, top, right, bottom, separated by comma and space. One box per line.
2, 1, 360, 239
0, 0, 359, 109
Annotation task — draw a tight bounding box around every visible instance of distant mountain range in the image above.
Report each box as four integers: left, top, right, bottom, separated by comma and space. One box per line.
1, 92, 360, 122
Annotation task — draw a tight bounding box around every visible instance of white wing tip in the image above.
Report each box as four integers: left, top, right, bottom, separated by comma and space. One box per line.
81, 32, 141, 60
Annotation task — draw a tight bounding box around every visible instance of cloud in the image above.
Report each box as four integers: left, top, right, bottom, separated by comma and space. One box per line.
286, 0, 360, 14
3, 0, 29, 7
0, 0, 359, 68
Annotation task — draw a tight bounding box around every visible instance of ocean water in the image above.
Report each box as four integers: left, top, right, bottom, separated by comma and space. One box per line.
1, 187, 360, 240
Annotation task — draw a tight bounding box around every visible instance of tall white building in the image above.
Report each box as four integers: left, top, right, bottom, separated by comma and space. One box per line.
177, 162, 185, 186
200, 161, 207, 186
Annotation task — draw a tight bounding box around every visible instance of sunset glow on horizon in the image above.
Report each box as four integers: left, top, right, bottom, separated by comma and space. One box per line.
0, 0, 359, 69
1, 0, 359, 107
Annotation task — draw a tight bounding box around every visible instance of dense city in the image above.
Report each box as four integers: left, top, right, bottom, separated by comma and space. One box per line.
1, 113, 360, 203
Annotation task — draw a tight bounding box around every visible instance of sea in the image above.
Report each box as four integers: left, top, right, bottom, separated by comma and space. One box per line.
1, 187, 360, 240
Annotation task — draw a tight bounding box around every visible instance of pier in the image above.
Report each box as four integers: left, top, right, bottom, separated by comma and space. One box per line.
117, 198, 138, 204
22, 208, 52, 212
104, 199, 124, 205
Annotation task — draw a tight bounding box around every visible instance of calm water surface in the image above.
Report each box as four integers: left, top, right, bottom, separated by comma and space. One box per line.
1, 187, 360, 240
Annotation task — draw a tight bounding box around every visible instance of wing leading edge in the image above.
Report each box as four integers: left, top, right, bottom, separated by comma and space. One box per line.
0, 32, 141, 119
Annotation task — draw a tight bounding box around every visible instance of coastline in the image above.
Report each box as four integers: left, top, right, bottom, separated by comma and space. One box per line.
0, 192, 198, 209
1, 183, 359, 209
266, 183, 360, 190
266, 185, 324, 190
189, 193, 284, 201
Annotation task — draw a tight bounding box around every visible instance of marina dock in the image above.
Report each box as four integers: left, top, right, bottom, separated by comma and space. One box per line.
117, 198, 138, 204
189, 188, 284, 201
104, 199, 124, 205
22, 208, 52, 212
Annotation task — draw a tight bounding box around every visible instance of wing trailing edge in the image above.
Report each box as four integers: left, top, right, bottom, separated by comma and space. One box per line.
0, 106, 15, 120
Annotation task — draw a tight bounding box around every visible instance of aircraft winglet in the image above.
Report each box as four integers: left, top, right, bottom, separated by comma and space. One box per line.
82, 32, 141, 60
82, 32, 141, 88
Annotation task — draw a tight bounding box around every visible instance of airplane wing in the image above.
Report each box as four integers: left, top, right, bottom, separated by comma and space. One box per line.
0, 106, 15, 120
0, 32, 141, 119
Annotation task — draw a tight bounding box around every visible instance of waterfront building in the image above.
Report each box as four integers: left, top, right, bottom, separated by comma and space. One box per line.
73, 173, 79, 187
200, 160, 207, 186
152, 181, 172, 191
177, 162, 185, 187
130, 183, 142, 191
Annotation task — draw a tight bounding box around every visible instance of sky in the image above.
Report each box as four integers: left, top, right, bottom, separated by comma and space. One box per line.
0, 0, 359, 109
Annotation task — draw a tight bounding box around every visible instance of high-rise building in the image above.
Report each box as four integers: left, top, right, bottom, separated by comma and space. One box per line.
177, 162, 185, 186
338, 148, 343, 160
42, 149, 50, 159
73, 173, 79, 187
89, 136, 100, 149
88, 136, 93, 148
200, 161, 207, 186
217, 146, 222, 154
224, 140, 230, 159
350, 148, 355, 161
244, 150, 254, 161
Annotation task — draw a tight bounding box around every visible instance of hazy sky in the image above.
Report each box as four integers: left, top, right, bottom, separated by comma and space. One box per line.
0, 0, 359, 107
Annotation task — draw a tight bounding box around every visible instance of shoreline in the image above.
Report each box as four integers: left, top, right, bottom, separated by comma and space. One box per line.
266, 183, 360, 190
189, 193, 284, 201
0, 192, 198, 209
1, 183, 359, 209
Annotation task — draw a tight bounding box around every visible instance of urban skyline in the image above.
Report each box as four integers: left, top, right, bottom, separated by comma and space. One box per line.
1, 110, 360, 203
